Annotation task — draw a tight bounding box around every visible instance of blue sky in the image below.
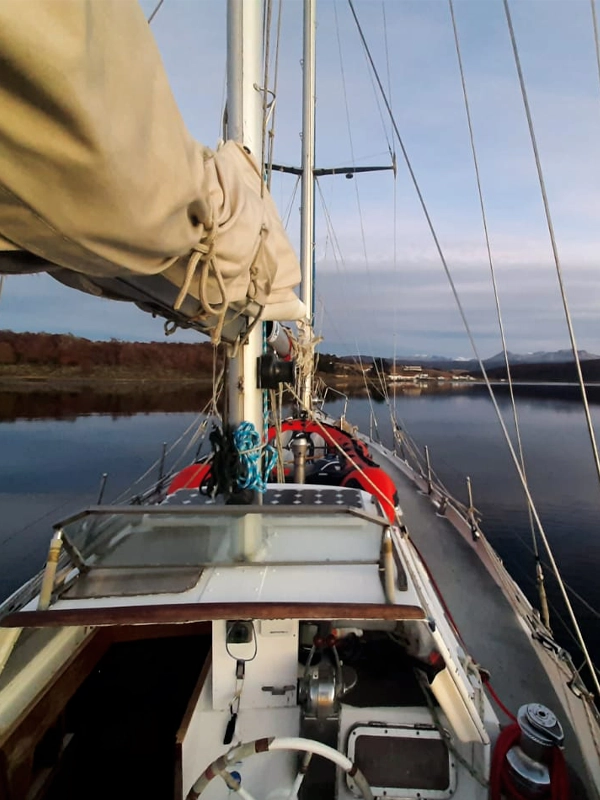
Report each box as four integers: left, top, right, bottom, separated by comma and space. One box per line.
2, 0, 600, 358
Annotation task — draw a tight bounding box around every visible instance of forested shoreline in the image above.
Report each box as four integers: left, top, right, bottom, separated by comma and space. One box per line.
0, 331, 218, 381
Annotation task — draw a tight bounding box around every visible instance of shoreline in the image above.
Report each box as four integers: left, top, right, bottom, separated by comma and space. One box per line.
0, 368, 215, 394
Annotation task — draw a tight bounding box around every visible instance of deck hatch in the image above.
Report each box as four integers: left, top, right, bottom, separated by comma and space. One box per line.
346, 724, 456, 798
53, 494, 382, 574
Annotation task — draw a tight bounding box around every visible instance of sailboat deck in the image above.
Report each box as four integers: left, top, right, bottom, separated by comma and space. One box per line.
3, 486, 427, 623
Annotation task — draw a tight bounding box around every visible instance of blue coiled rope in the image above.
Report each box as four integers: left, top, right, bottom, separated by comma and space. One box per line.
233, 421, 277, 494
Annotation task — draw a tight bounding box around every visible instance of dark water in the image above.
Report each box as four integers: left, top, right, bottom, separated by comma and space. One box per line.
0, 383, 598, 673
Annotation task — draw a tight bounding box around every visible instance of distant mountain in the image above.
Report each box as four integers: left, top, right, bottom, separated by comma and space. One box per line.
336, 350, 600, 373
483, 350, 599, 368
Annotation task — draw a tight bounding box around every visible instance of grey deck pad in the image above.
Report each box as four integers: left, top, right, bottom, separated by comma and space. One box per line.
378, 454, 592, 798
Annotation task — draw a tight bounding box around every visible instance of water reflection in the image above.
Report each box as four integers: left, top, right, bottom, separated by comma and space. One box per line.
0, 384, 215, 421
2, 380, 599, 423
470, 382, 600, 412
0, 383, 598, 670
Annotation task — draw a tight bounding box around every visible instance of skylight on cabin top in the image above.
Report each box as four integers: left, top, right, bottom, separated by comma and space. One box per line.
57, 488, 385, 571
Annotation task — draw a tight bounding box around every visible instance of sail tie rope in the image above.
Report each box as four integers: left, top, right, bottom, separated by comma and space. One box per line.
174, 226, 215, 311
176, 223, 266, 346
173, 222, 232, 344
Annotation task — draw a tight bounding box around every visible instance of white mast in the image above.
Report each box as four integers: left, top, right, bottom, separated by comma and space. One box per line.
299, 0, 316, 410
226, 0, 264, 431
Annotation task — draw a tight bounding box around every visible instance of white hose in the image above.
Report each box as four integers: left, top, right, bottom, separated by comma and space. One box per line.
269, 737, 353, 769
188, 736, 373, 800
286, 771, 304, 800
383, 529, 396, 604
269, 738, 373, 800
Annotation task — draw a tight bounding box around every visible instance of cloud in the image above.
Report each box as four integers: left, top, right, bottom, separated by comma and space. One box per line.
314, 254, 600, 358
0, 274, 202, 343
3, 0, 600, 360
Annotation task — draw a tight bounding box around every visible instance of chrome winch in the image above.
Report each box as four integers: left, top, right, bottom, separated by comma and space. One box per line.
505, 703, 565, 797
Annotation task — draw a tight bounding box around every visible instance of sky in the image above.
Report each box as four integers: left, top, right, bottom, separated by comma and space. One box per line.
2, 0, 600, 358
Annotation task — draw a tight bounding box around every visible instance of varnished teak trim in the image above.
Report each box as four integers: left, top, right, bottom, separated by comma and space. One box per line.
174, 651, 213, 800
1, 602, 425, 628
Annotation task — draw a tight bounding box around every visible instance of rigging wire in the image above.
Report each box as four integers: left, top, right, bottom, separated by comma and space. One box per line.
591, 0, 600, 92
112, 407, 210, 503
147, 0, 165, 24
315, 178, 390, 429
0, 354, 226, 548
360, 44, 394, 159
266, 0, 283, 190
112, 354, 226, 504
316, 171, 411, 449
448, 0, 550, 628
504, 0, 600, 494
260, 0, 274, 196
315, 186, 391, 413
0, 494, 95, 549
507, 555, 597, 669
333, 3, 379, 317
381, 1, 400, 418
285, 383, 398, 521
381, 2, 395, 155
348, 0, 600, 697
282, 176, 301, 230
314, 184, 365, 400
503, 0, 600, 693
495, 517, 600, 624
332, 3, 394, 413
316, 186, 600, 632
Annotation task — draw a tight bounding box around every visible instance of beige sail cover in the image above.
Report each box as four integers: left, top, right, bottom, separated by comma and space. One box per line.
0, 0, 305, 333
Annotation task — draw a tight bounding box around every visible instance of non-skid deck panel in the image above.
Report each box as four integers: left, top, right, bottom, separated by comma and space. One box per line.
375, 451, 593, 799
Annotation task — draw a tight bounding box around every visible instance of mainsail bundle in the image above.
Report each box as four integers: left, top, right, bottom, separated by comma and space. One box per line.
0, 0, 305, 342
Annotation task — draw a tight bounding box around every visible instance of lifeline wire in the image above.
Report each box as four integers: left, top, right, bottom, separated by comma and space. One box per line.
348, 0, 600, 696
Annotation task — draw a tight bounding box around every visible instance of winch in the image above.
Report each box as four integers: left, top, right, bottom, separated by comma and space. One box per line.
505, 703, 565, 797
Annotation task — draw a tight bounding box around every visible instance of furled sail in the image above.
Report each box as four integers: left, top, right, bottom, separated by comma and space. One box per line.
0, 0, 305, 342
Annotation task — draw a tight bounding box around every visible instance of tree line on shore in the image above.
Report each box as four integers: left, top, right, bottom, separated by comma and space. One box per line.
0, 330, 218, 373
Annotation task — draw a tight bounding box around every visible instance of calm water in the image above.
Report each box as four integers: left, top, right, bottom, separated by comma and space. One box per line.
0, 383, 598, 671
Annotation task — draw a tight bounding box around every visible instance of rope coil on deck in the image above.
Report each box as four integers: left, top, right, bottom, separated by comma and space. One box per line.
233, 421, 276, 494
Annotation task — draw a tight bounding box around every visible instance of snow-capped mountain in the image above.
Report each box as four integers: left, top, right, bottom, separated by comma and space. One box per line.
482, 350, 599, 368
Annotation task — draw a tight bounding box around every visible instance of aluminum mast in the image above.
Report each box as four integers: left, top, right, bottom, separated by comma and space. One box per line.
226, 0, 264, 431
299, 0, 316, 410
